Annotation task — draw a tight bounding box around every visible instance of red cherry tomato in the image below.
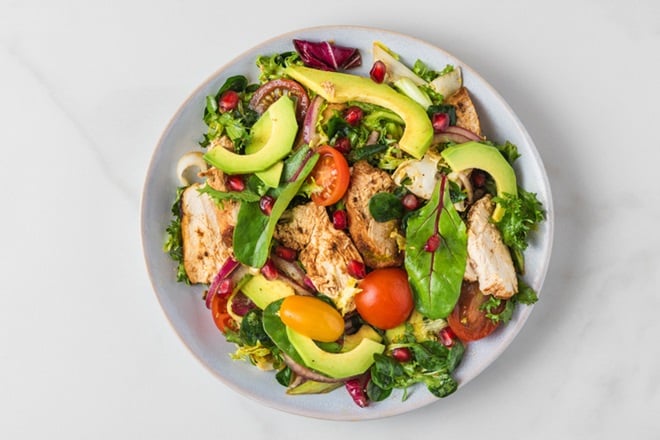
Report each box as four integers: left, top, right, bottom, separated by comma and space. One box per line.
355, 268, 414, 330
309, 145, 350, 207
447, 281, 501, 342
249, 78, 310, 121
210, 293, 235, 333
279, 295, 344, 342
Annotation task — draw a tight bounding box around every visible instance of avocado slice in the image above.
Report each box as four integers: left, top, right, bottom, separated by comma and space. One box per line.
286, 380, 342, 395
240, 273, 294, 309
342, 325, 382, 352
285, 65, 433, 159
286, 326, 385, 379
441, 141, 518, 222
244, 108, 284, 187
203, 95, 298, 175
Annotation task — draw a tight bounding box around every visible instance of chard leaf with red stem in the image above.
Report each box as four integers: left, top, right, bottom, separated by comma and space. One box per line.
404, 175, 467, 319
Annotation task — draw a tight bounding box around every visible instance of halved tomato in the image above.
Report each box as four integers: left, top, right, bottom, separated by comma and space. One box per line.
249, 78, 310, 121
210, 292, 235, 333
309, 145, 350, 207
447, 281, 501, 342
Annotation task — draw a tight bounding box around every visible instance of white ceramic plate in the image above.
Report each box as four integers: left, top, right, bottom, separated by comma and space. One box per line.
140, 25, 554, 421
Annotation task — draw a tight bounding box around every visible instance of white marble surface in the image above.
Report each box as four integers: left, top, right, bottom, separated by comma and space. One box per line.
1, 0, 658, 438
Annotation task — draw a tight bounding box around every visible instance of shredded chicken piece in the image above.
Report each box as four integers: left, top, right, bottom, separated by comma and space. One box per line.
465, 195, 518, 299
274, 202, 364, 314
344, 160, 403, 268
446, 87, 483, 138
180, 167, 238, 284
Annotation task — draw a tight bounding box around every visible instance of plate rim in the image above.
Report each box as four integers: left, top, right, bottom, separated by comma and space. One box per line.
140, 24, 554, 421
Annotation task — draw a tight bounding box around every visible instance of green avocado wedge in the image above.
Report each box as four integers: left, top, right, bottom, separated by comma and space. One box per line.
285, 65, 433, 159
286, 326, 385, 379
263, 298, 385, 380
203, 95, 297, 175
441, 141, 517, 222
241, 274, 294, 310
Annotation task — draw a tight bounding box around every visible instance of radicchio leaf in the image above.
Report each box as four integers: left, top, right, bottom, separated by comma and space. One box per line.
293, 39, 362, 71
404, 175, 468, 319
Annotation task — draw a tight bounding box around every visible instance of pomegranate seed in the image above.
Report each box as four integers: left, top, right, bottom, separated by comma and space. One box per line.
333, 137, 351, 155
401, 193, 419, 211
261, 258, 278, 280
424, 233, 441, 252
432, 112, 450, 132
370, 60, 386, 84
218, 90, 240, 112
344, 106, 364, 126
391, 347, 412, 362
218, 278, 233, 296
332, 209, 348, 230
274, 245, 297, 261
439, 327, 456, 347
259, 195, 275, 215
347, 259, 366, 279
226, 175, 245, 192
470, 169, 487, 188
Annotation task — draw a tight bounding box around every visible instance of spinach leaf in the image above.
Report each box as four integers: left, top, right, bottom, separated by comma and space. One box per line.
370, 353, 407, 390
368, 325, 465, 401
425, 373, 458, 398
404, 176, 467, 319
368, 192, 403, 222
233, 152, 319, 268
215, 75, 248, 96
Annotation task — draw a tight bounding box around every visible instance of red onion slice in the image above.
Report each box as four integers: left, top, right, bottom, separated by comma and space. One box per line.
443, 125, 482, 141
302, 95, 324, 144
433, 132, 472, 145
282, 353, 342, 383
270, 254, 314, 294
205, 257, 241, 309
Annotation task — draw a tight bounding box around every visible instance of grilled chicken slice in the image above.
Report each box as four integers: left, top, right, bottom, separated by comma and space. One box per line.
344, 160, 403, 268
446, 86, 483, 138
465, 195, 517, 299
180, 168, 238, 284
275, 202, 364, 314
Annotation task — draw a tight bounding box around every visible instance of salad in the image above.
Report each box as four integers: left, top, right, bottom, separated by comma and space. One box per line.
164, 38, 545, 408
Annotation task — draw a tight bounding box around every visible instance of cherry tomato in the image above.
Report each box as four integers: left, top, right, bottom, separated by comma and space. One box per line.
210, 292, 235, 333
249, 78, 310, 121
309, 145, 350, 207
279, 295, 344, 342
447, 281, 501, 342
355, 268, 414, 330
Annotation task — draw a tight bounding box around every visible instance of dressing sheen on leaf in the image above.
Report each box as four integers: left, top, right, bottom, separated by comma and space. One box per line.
404, 176, 467, 319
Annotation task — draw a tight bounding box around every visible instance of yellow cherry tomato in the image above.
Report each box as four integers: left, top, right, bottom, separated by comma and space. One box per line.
279, 295, 344, 342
